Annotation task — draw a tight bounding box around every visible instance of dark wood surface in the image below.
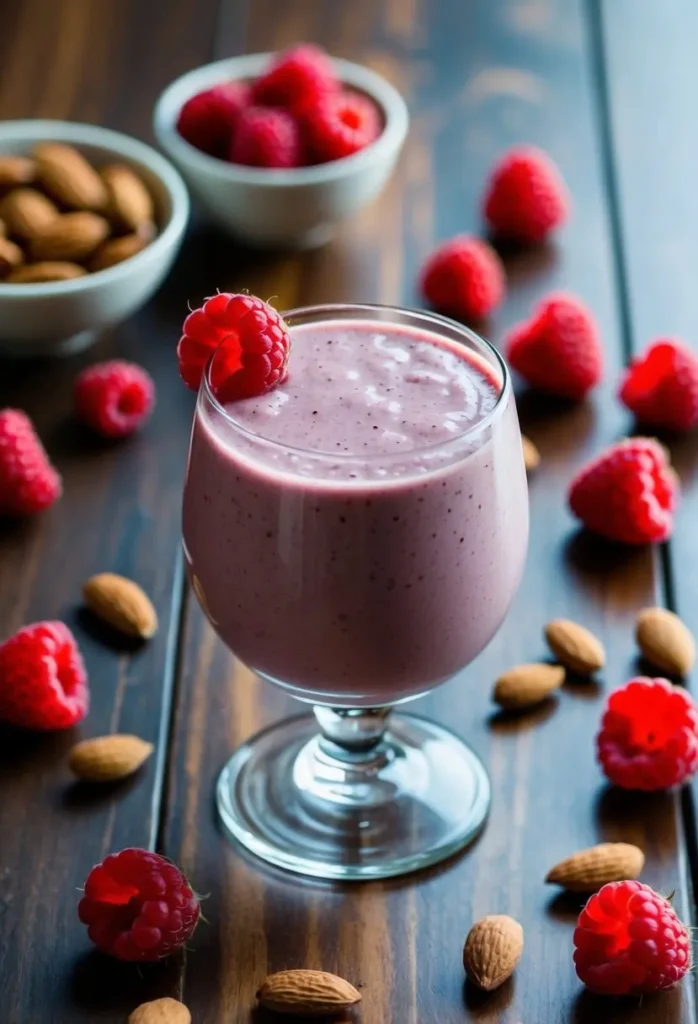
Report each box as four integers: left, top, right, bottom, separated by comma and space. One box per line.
0, 1, 696, 1022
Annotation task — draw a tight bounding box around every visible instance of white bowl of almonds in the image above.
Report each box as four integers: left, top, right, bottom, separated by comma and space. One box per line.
0, 120, 189, 357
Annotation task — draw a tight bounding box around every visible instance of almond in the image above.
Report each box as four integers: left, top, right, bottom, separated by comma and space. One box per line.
83, 572, 158, 639
31, 211, 110, 262
69, 734, 153, 782
546, 842, 645, 892
0, 155, 35, 188
462, 914, 523, 991
34, 142, 107, 210
493, 663, 564, 709
0, 217, 5, 236
522, 435, 540, 472
636, 607, 695, 676
90, 232, 148, 272
0, 187, 59, 239
544, 619, 605, 674
256, 970, 361, 1016
0, 238, 24, 276
101, 163, 155, 232
6, 261, 87, 283
128, 998, 191, 1024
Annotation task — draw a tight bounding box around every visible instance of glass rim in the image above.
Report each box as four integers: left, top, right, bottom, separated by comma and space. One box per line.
201, 302, 511, 464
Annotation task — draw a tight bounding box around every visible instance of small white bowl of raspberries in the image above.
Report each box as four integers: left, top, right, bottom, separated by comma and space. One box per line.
153, 44, 409, 249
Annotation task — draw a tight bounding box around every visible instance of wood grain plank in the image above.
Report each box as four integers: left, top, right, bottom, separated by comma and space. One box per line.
164, 1, 694, 1022
0, 1, 226, 1021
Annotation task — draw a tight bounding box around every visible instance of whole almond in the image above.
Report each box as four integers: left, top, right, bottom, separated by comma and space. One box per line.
493, 663, 564, 709
256, 970, 361, 1017
545, 619, 605, 674
69, 734, 153, 782
101, 163, 154, 232
546, 842, 645, 892
31, 211, 110, 262
636, 607, 695, 676
0, 238, 24, 275
6, 261, 87, 283
83, 572, 158, 639
0, 155, 35, 188
35, 142, 107, 210
522, 435, 540, 472
0, 187, 59, 239
90, 232, 148, 272
463, 914, 523, 991
128, 998, 191, 1024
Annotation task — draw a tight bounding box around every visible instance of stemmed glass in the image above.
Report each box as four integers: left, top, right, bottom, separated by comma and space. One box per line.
182, 303, 528, 880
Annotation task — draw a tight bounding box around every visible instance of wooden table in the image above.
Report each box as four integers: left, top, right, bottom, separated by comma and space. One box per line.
1, 0, 697, 1020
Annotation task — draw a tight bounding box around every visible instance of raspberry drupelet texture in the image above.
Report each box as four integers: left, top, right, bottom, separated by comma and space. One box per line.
78, 848, 200, 961
0, 621, 88, 730
597, 677, 698, 790
177, 292, 291, 401
505, 292, 603, 400
420, 235, 505, 322
619, 338, 698, 432
568, 437, 678, 545
574, 880, 691, 995
0, 409, 62, 516
251, 44, 338, 117
230, 107, 302, 168
74, 360, 155, 439
304, 90, 381, 163
176, 81, 250, 157
483, 144, 569, 244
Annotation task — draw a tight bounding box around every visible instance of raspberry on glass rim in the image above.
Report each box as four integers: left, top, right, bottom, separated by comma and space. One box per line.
177, 292, 291, 402
574, 881, 691, 995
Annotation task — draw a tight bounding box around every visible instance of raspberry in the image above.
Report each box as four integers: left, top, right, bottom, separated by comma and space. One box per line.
176, 81, 250, 157
420, 235, 505, 321
78, 848, 200, 961
304, 90, 381, 163
574, 880, 691, 995
505, 293, 603, 399
74, 360, 155, 439
251, 44, 338, 117
619, 339, 698, 432
597, 677, 698, 790
177, 292, 290, 402
0, 621, 88, 730
568, 437, 678, 545
229, 107, 302, 169
0, 409, 61, 516
483, 145, 569, 244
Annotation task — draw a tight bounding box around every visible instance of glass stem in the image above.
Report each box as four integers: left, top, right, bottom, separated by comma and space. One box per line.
313, 706, 391, 762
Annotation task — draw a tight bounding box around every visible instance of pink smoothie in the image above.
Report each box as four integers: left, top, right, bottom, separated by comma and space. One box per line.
183, 315, 528, 705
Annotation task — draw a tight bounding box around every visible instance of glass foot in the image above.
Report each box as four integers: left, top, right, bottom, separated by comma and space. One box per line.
216, 712, 490, 880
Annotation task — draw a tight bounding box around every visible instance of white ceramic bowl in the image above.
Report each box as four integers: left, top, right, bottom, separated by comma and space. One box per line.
153, 53, 409, 249
0, 120, 189, 357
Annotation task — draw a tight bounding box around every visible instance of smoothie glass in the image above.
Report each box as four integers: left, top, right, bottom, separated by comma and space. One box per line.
182, 304, 528, 880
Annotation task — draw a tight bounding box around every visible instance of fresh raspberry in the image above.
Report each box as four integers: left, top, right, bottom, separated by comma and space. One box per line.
619, 339, 698, 432
568, 437, 678, 545
78, 848, 200, 961
0, 409, 61, 516
177, 292, 290, 402
597, 677, 698, 790
304, 90, 381, 163
251, 44, 338, 117
229, 107, 302, 169
483, 145, 569, 244
420, 235, 505, 321
176, 81, 250, 157
506, 293, 602, 400
74, 361, 155, 439
0, 621, 88, 730
574, 881, 691, 995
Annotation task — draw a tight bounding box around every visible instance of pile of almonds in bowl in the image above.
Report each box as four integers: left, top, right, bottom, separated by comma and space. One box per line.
0, 143, 158, 283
